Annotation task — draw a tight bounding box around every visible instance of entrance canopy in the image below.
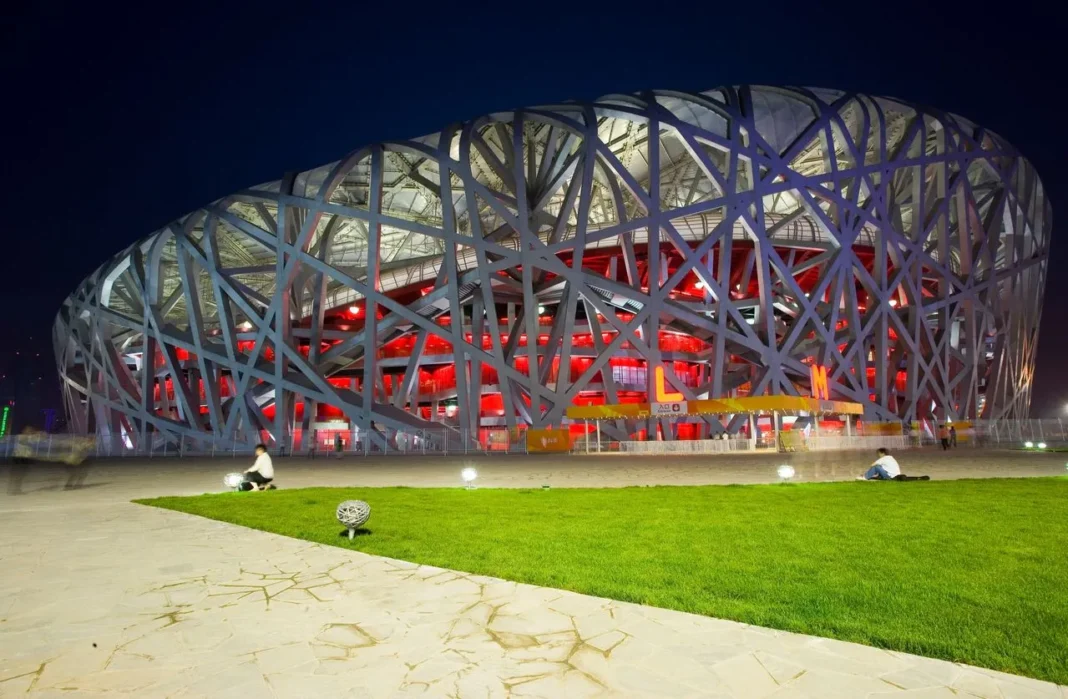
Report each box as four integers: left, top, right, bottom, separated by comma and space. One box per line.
566, 396, 863, 421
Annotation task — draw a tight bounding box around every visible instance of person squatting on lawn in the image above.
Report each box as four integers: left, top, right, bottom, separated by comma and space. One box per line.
244, 444, 275, 491
858, 448, 931, 481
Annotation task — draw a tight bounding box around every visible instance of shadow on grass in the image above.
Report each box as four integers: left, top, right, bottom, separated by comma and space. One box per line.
337, 528, 373, 538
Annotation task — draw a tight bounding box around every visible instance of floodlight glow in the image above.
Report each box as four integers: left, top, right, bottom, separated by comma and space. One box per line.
777, 464, 795, 480
348, 305, 360, 315
1024, 441, 1034, 448
1038, 442, 1047, 449
461, 467, 478, 483
224, 472, 244, 488
537, 305, 546, 315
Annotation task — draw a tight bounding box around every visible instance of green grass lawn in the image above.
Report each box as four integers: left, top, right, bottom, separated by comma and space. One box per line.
139, 478, 1068, 685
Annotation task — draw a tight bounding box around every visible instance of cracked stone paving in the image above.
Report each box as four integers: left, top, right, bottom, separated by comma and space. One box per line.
1, 456, 1066, 697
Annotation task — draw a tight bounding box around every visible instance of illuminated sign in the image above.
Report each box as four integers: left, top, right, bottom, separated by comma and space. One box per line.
653, 365, 683, 402
0, 405, 9, 436
651, 401, 688, 416
526, 428, 570, 452
810, 364, 830, 400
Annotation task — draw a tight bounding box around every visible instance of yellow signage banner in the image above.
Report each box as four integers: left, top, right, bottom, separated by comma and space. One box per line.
566, 395, 863, 420
526, 428, 571, 452
863, 422, 904, 436
779, 431, 809, 452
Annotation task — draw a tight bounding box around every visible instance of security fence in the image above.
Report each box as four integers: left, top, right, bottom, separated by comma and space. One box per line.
619, 438, 756, 455
0, 428, 523, 460
869, 419, 1068, 448
614, 435, 912, 456
0, 419, 1060, 460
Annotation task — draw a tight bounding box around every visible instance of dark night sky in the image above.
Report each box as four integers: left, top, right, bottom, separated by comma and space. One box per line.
2, 1, 1064, 429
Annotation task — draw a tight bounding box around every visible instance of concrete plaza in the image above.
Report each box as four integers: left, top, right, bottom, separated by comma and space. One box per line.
1, 449, 1065, 697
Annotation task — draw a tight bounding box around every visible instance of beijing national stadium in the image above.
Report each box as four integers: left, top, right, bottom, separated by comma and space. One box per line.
54, 86, 1050, 451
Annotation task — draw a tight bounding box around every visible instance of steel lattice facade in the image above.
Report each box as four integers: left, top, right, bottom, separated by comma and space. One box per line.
54, 86, 1050, 450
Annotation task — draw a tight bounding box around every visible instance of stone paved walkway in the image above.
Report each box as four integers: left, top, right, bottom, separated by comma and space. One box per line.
1, 452, 1065, 698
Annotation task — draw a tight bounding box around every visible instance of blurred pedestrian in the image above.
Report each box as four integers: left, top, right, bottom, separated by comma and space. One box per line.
63, 458, 89, 490
7, 427, 39, 495
938, 424, 950, 450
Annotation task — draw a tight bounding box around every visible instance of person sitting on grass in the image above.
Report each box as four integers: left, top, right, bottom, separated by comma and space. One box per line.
857, 448, 930, 481
244, 444, 274, 491
858, 447, 901, 480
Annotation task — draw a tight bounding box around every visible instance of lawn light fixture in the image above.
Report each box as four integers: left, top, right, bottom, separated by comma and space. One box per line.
461, 466, 478, 489
1038, 442, 1047, 449
336, 500, 371, 539
224, 472, 244, 489
777, 464, 795, 481
1024, 441, 1034, 449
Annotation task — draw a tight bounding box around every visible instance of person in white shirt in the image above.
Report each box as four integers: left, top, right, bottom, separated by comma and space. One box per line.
859, 448, 901, 480
244, 444, 275, 490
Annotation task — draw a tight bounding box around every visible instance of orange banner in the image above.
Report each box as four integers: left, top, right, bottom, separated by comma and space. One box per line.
526, 428, 571, 452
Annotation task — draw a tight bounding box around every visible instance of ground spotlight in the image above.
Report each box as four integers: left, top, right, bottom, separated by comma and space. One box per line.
461, 466, 478, 489
1038, 442, 1047, 449
777, 464, 795, 481
1024, 441, 1034, 449
224, 472, 244, 489
336, 500, 371, 539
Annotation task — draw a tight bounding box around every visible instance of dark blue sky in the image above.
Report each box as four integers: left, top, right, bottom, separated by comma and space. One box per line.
2, 1, 1064, 424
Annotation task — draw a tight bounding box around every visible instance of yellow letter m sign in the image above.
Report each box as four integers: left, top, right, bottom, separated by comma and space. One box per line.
810, 364, 830, 400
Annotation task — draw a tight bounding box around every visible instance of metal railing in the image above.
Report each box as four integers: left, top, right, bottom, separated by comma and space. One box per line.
859, 419, 1068, 448
1, 418, 1061, 460
0, 428, 530, 460
619, 438, 756, 455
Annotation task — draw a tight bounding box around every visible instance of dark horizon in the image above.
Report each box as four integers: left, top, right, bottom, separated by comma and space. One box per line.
2, 1, 1064, 429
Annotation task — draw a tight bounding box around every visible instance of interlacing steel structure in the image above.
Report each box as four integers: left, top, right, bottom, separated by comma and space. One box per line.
54, 86, 1050, 451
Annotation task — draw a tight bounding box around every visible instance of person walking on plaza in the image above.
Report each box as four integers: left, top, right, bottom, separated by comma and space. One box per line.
938, 424, 950, 450
334, 433, 343, 459
949, 425, 957, 448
